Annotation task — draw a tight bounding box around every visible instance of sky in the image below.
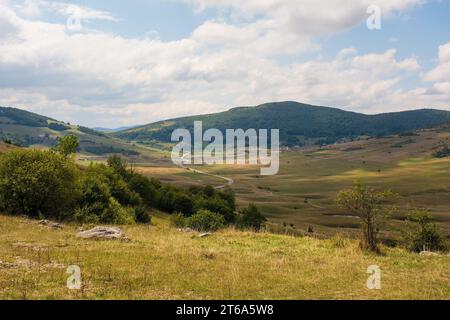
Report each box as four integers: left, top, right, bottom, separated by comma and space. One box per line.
0, 0, 449, 127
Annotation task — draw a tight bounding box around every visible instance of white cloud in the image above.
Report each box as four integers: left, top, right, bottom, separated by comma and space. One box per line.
0, 0, 447, 128
185, 0, 425, 35
15, 0, 118, 22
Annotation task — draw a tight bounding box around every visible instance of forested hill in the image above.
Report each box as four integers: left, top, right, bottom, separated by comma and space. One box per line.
113, 102, 450, 146
0, 106, 139, 156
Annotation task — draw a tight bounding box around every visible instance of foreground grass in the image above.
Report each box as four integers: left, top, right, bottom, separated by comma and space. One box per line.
0, 215, 448, 300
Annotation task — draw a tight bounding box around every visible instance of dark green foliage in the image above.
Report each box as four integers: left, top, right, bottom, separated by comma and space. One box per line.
200, 197, 236, 223
187, 209, 226, 232
77, 126, 105, 137
403, 210, 446, 252
170, 192, 195, 216
107, 155, 130, 179
0, 149, 79, 219
134, 206, 151, 224
237, 204, 267, 231
114, 102, 450, 147
83, 145, 139, 156
52, 135, 79, 156
433, 144, 450, 158
48, 123, 70, 131
203, 185, 215, 198
76, 169, 135, 224
87, 162, 141, 207
128, 173, 159, 207
0, 107, 50, 127
0, 150, 236, 226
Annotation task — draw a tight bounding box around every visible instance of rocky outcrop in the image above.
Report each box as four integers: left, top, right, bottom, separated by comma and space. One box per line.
77, 226, 129, 241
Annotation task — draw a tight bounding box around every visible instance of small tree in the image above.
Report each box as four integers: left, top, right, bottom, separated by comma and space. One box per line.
403, 209, 445, 253
337, 182, 393, 253
53, 135, 79, 156
237, 203, 267, 231
107, 155, 129, 179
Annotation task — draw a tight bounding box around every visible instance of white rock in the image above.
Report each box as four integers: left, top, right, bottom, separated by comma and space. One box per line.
198, 232, 211, 238
77, 226, 124, 240
419, 251, 439, 257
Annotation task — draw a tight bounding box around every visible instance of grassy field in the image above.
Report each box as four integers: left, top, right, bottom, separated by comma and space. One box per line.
177, 127, 450, 240
0, 215, 448, 300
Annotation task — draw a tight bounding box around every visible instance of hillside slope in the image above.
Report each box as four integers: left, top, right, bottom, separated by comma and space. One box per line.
114, 102, 450, 146
0, 106, 141, 157
0, 214, 448, 299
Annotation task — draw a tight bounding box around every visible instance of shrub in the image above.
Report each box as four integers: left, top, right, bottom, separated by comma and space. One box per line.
203, 185, 215, 198
337, 182, 393, 253
134, 206, 151, 224
201, 197, 236, 223
403, 210, 446, 252
172, 192, 195, 216
0, 149, 79, 219
433, 144, 450, 158
107, 155, 129, 179
128, 173, 158, 206
237, 203, 266, 231
170, 212, 187, 228
85, 163, 142, 207
187, 210, 226, 232
101, 198, 135, 225
77, 172, 135, 224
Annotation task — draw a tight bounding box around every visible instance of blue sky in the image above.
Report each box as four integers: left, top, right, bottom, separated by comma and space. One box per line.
0, 0, 449, 127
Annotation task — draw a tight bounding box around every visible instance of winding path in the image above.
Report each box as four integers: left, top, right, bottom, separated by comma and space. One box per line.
178, 154, 234, 189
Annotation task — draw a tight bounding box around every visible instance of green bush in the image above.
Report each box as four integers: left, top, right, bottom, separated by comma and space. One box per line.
101, 198, 135, 225
237, 204, 266, 231
403, 210, 446, 252
76, 172, 134, 224
128, 173, 158, 206
134, 206, 151, 224
0, 149, 79, 219
170, 212, 187, 228
187, 209, 226, 232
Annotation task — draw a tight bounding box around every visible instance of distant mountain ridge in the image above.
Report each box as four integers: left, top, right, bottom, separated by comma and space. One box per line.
113, 102, 450, 146
93, 126, 135, 133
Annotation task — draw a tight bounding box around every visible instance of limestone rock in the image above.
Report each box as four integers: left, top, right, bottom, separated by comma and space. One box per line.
419, 251, 439, 257
38, 219, 62, 229
77, 226, 125, 240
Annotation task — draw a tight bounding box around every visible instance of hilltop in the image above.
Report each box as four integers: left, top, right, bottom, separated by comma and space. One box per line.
0, 106, 164, 161
114, 102, 450, 146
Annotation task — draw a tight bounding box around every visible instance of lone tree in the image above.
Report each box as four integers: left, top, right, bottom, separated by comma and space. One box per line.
53, 135, 79, 156
337, 182, 393, 253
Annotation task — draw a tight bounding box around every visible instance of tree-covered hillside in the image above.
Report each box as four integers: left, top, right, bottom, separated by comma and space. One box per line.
0, 106, 139, 156
114, 102, 450, 146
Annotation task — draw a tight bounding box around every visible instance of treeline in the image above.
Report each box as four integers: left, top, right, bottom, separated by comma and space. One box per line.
0, 136, 265, 230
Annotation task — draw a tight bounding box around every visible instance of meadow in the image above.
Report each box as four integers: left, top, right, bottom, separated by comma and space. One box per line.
133, 127, 450, 241
0, 214, 448, 300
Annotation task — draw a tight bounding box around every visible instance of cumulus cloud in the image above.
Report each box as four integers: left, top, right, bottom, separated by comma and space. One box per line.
15, 0, 118, 21
185, 0, 425, 35
0, 0, 447, 127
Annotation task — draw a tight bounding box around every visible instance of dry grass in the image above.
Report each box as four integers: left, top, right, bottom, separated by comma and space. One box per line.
0, 215, 448, 300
